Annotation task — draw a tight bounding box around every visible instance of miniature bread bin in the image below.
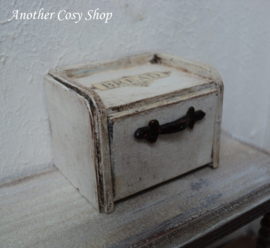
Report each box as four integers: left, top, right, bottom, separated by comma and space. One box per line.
45, 53, 223, 213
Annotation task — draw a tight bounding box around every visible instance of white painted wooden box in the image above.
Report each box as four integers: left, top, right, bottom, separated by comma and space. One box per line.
44, 53, 223, 213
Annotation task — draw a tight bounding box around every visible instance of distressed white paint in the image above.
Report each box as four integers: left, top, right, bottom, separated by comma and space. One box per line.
44, 76, 99, 210
1, 0, 270, 185
76, 63, 212, 108
48, 53, 222, 212
111, 90, 218, 200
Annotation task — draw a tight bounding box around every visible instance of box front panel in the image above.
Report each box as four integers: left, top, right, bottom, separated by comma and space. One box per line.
109, 90, 218, 201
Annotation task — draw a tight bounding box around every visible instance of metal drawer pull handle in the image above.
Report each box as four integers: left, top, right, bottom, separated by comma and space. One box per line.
134, 107, 205, 143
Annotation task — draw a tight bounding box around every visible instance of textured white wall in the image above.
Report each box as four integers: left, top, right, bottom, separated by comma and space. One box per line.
1, 0, 270, 183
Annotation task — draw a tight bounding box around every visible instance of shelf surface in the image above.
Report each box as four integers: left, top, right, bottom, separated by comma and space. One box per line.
1, 134, 270, 248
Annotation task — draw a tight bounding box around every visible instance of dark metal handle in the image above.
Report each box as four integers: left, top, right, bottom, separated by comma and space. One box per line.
134, 107, 205, 143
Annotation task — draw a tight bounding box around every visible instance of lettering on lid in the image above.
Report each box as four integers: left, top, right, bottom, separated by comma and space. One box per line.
90, 71, 171, 91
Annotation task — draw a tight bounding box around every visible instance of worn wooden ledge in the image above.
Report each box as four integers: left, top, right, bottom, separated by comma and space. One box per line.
1, 134, 270, 248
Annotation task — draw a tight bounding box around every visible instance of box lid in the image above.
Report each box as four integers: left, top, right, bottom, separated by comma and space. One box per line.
49, 53, 222, 111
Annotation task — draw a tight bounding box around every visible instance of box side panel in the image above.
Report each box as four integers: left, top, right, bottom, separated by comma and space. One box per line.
110, 89, 218, 201
212, 81, 224, 168
44, 75, 99, 210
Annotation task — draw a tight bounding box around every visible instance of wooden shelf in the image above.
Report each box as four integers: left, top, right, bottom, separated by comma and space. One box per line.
1, 134, 270, 248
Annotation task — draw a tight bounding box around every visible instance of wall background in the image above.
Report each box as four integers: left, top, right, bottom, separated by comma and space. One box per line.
1, 0, 270, 183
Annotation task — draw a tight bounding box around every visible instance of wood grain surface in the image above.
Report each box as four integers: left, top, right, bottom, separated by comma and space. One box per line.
0, 134, 270, 248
